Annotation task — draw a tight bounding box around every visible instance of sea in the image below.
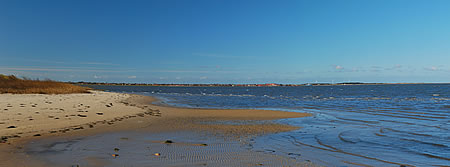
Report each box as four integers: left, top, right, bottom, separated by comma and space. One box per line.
86, 84, 449, 166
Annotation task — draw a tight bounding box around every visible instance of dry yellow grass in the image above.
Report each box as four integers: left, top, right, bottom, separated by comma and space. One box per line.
0, 74, 90, 94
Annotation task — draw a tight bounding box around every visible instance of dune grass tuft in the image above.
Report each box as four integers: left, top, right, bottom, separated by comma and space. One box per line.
0, 74, 90, 94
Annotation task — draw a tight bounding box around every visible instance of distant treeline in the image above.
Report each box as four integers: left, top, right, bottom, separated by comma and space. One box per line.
72, 81, 388, 87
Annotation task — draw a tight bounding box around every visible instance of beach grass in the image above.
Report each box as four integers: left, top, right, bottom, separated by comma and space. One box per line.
0, 74, 90, 94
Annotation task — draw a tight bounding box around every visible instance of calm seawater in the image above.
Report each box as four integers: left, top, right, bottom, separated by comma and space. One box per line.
86, 84, 449, 166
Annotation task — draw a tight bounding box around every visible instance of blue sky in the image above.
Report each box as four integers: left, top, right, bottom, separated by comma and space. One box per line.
1, 0, 449, 83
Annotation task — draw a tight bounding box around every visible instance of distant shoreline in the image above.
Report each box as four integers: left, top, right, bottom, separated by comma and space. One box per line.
72, 82, 450, 87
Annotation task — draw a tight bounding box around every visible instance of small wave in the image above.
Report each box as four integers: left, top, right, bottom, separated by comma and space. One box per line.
335, 116, 379, 124
368, 112, 436, 121
400, 138, 448, 148
289, 135, 410, 166
156, 92, 257, 98
374, 133, 386, 137
380, 120, 449, 131
338, 132, 360, 144
379, 119, 415, 125
339, 97, 392, 101
367, 109, 448, 119
432, 97, 450, 101
315, 136, 339, 151
380, 128, 435, 138
418, 152, 450, 161
390, 110, 449, 117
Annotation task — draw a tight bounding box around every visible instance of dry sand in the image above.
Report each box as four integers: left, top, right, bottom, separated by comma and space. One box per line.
0, 91, 313, 167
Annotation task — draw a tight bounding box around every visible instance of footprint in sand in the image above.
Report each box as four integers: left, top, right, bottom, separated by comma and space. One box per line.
77, 114, 87, 118
105, 103, 113, 107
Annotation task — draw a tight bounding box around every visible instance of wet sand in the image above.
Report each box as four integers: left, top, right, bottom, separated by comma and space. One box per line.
26, 131, 317, 167
0, 91, 312, 166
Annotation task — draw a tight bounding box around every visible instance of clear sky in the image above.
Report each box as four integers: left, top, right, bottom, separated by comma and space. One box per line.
1, 0, 449, 84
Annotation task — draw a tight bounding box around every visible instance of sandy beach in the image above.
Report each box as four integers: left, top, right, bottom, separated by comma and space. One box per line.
0, 91, 313, 167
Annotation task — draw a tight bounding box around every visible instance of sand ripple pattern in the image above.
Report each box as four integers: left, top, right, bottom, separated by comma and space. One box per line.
27, 132, 315, 167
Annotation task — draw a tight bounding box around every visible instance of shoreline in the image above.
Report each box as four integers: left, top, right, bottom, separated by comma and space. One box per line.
0, 91, 312, 166
76, 82, 450, 87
